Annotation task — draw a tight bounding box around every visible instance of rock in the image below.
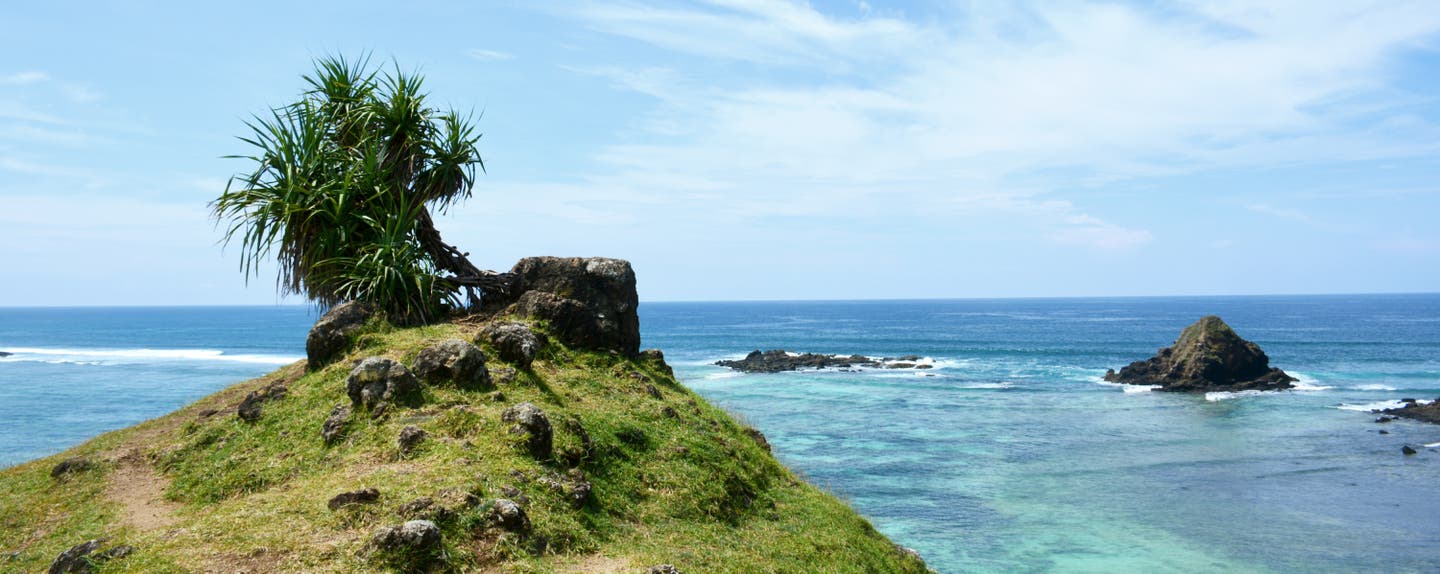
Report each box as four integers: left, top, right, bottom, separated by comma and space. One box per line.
48, 539, 104, 573
639, 348, 674, 376
397, 426, 428, 455
716, 350, 928, 373
486, 498, 531, 533
322, 405, 351, 444
0, 351, 11, 357
1382, 398, 1440, 425
502, 402, 553, 460
479, 322, 544, 369
538, 469, 592, 509
1376, 416, 1394, 423
1379, 429, 1390, 434
412, 339, 491, 387
397, 490, 481, 523
1103, 316, 1296, 392
1403, 445, 1418, 455
237, 381, 287, 422
744, 427, 772, 453
48, 538, 132, 573
557, 416, 595, 467
346, 357, 420, 410
648, 565, 681, 574
306, 301, 372, 370
50, 457, 94, 479
368, 520, 442, 564
328, 488, 380, 511
497, 257, 641, 356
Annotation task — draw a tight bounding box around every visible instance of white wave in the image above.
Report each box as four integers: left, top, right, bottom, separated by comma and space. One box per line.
1289, 372, 1332, 391
1425, 442, 1440, 448
0, 347, 300, 366
1205, 390, 1265, 401
1122, 385, 1160, 394
1353, 384, 1397, 391
1093, 379, 1155, 393
702, 371, 743, 380
1336, 399, 1433, 412
956, 382, 1013, 389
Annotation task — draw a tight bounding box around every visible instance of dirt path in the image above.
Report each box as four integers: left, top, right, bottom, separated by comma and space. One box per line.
104, 449, 180, 532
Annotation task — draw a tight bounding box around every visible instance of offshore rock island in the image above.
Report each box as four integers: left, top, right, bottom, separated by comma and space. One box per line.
0, 257, 932, 573
716, 350, 935, 373
1105, 315, 1297, 392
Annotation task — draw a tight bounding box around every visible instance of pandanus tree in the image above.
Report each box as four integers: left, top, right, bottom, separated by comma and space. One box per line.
212, 56, 509, 324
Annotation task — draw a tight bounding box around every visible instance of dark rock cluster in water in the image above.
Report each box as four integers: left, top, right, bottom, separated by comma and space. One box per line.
715, 349, 933, 373
1104, 315, 1296, 392
1381, 398, 1440, 425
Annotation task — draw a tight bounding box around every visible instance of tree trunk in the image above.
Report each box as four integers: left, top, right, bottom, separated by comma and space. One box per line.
413, 209, 513, 306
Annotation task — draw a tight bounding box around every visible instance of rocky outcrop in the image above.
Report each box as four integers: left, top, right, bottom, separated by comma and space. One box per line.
1382, 398, 1440, 425
321, 405, 351, 444
328, 488, 380, 511
368, 520, 442, 567
502, 402, 553, 460
411, 339, 490, 387
397, 426, 427, 454
716, 350, 931, 373
480, 322, 545, 369
236, 381, 287, 422
346, 358, 420, 411
306, 301, 372, 370
48, 538, 133, 573
492, 257, 640, 356
50, 457, 95, 479
486, 498, 531, 533
1104, 315, 1296, 392
0, 351, 11, 357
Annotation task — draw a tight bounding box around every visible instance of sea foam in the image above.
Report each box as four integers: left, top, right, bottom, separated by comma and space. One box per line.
0, 347, 301, 366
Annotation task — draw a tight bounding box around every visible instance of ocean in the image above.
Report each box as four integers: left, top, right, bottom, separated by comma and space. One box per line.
3, 295, 1439, 573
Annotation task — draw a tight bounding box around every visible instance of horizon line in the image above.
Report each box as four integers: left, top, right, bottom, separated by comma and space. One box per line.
2, 291, 1437, 309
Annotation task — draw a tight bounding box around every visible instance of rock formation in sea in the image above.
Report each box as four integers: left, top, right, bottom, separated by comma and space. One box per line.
1382, 398, 1440, 425
0, 351, 12, 357
715, 350, 933, 373
1104, 315, 1296, 392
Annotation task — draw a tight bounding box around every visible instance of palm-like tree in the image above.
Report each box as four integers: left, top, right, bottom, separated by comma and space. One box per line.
213, 55, 507, 323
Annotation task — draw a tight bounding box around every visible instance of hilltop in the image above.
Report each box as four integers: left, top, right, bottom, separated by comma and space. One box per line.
0, 258, 930, 573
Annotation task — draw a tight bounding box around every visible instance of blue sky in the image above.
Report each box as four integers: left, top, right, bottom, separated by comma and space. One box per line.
2, 1, 1438, 305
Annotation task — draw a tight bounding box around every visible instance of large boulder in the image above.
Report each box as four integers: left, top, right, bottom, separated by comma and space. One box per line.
1104, 316, 1296, 392
306, 301, 373, 370
411, 339, 491, 387
498, 257, 640, 356
346, 357, 420, 410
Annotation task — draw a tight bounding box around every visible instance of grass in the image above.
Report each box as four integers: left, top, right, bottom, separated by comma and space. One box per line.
0, 316, 930, 573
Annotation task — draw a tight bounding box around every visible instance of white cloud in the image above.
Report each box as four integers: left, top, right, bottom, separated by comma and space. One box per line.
551, 0, 1440, 249
466, 49, 515, 61
0, 71, 48, 85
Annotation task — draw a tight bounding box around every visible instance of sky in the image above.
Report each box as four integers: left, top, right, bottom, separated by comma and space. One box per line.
2, 0, 1439, 305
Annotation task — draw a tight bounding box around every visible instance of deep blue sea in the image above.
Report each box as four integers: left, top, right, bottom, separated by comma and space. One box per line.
3, 296, 1439, 573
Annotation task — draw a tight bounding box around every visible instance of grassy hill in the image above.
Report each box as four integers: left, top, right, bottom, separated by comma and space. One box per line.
0, 313, 932, 573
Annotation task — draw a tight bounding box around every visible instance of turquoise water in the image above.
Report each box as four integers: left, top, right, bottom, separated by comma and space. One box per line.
3, 296, 1439, 572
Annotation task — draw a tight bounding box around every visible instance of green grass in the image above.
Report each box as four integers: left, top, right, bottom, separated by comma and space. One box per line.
0, 317, 930, 573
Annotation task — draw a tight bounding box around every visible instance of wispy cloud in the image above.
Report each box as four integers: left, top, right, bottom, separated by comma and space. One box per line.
550, 0, 1440, 249
466, 49, 515, 61
0, 71, 48, 86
